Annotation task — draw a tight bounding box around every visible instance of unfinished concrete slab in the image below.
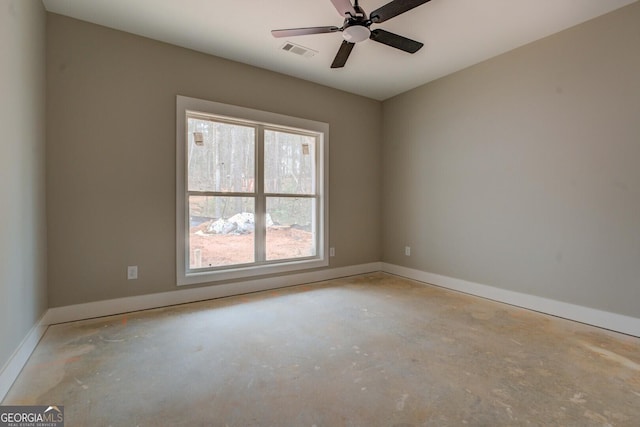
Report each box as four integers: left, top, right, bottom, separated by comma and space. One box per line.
4, 273, 640, 425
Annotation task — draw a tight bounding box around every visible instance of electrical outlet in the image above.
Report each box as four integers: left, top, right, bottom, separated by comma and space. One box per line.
127, 265, 138, 280
405, 246, 411, 256
330, 247, 335, 257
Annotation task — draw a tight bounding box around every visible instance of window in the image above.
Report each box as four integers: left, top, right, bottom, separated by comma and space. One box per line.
176, 96, 328, 285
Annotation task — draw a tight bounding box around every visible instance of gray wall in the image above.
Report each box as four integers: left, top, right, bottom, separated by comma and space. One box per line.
382, 2, 640, 317
46, 14, 382, 307
0, 1, 47, 368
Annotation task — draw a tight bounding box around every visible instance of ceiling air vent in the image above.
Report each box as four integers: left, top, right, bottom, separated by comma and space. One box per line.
281, 42, 317, 58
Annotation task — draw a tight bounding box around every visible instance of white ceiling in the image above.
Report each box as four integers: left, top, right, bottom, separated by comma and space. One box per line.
42, 0, 637, 100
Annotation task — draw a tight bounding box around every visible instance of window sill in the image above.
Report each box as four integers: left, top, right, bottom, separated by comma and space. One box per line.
177, 257, 329, 286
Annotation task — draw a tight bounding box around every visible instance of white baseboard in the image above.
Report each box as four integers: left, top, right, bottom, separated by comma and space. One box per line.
4, 261, 638, 403
0, 262, 380, 402
382, 263, 640, 337
0, 313, 48, 402
43, 262, 383, 325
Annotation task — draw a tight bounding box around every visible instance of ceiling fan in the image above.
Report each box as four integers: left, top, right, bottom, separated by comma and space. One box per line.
271, 0, 432, 68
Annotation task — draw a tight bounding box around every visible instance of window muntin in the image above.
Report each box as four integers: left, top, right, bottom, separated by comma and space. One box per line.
177, 96, 328, 286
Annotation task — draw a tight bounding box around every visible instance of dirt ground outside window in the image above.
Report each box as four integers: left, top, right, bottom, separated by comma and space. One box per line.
189, 222, 313, 268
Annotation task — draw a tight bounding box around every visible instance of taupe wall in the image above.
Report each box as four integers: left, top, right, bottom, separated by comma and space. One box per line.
0, 1, 47, 367
382, 2, 640, 317
46, 14, 382, 307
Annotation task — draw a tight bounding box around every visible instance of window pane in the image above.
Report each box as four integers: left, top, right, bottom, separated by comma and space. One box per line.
189, 196, 255, 268
264, 130, 315, 194
187, 117, 255, 193
266, 197, 315, 261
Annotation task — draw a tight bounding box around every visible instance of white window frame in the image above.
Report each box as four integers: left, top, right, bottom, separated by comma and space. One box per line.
176, 95, 329, 286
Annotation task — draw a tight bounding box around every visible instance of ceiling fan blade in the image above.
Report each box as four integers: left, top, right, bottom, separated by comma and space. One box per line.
370, 0, 431, 23
331, 40, 355, 68
370, 29, 423, 53
271, 26, 340, 38
330, 0, 357, 17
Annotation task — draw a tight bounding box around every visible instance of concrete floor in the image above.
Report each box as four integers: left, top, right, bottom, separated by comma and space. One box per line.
4, 273, 640, 426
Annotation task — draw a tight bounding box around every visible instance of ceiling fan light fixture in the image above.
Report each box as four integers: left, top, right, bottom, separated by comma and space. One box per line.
342, 25, 370, 43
